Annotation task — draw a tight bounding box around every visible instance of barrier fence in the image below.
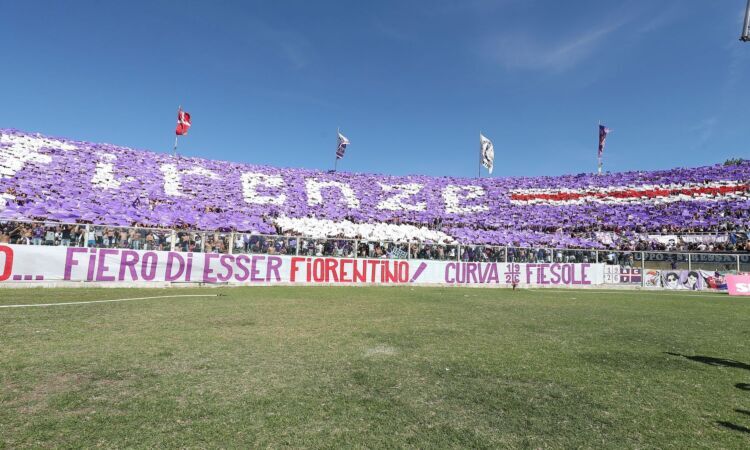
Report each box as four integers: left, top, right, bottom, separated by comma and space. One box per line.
1, 220, 748, 288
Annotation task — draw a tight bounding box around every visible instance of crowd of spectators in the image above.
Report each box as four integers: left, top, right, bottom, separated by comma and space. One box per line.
2, 130, 749, 254
1, 220, 748, 259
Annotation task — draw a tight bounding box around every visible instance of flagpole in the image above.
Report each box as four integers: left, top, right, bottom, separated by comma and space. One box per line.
334, 127, 339, 172
173, 105, 181, 157
478, 132, 481, 178
742, 0, 750, 41
597, 121, 602, 176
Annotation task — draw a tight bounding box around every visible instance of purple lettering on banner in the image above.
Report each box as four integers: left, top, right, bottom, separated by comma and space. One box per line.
185, 253, 193, 281
267, 256, 282, 282
444, 262, 455, 283
455, 263, 465, 283
202, 254, 220, 283
570, 265, 582, 284
118, 250, 140, 281
165, 252, 186, 281
465, 264, 476, 283
234, 255, 250, 282
63, 248, 87, 280
141, 252, 158, 281
550, 263, 561, 284
477, 264, 487, 283
561, 264, 572, 284
581, 263, 591, 284
96, 249, 118, 282
16, 247, 605, 286
486, 264, 499, 284
87, 250, 97, 281
217, 255, 234, 282
525, 264, 535, 284
538, 264, 549, 284
250, 255, 266, 282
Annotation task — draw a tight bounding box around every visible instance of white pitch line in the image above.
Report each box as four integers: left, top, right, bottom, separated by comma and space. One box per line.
0, 294, 219, 309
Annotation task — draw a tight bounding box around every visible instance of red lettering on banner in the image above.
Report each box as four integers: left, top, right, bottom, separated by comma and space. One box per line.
290, 257, 304, 282
326, 258, 338, 282
2, 247, 607, 286
383, 261, 396, 283
312, 258, 324, 282
0, 245, 13, 282
353, 259, 366, 282
399, 261, 409, 283
367, 260, 379, 282
339, 259, 352, 283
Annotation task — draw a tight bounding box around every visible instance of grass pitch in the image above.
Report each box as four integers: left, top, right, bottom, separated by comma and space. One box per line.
1, 287, 749, 448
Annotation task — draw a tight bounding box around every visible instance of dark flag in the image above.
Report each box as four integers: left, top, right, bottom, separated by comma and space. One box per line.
598, 124, 611, 158
336, 131, 350, 159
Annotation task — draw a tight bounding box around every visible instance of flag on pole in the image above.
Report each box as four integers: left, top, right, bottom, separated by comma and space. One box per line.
335, 131, 350, 159
176, 107, 192, 136
480, 133, 494, 174
598, 124, 611, 158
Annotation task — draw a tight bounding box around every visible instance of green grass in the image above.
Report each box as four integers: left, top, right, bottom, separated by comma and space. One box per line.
1, 287, 749, 448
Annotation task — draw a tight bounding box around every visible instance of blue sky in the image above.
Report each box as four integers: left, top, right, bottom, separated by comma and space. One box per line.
1, 0, 749, 178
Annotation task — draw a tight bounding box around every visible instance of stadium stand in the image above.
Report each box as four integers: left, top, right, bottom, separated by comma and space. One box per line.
1, 128, 748, 252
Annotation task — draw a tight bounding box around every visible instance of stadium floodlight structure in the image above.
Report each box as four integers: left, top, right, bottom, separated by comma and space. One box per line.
742, 0, 750, 41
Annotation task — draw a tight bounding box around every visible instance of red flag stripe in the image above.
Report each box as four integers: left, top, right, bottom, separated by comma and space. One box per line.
510, 182, 749, 205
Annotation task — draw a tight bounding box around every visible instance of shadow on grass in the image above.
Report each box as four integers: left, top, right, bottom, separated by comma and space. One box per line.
717, 421, 750, 434
736, 383, 750, 391
736, 409, 750, 417
665, 353, 750, 370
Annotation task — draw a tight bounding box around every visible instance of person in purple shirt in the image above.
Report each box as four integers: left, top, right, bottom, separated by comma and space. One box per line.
32, 224, 44, 245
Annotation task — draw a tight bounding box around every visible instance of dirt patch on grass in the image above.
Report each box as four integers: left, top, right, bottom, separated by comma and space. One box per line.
364, 345, 398, 357
15, 373, 89, 414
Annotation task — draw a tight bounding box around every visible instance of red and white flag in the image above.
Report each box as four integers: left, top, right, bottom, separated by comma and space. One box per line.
175, 107, 192, 136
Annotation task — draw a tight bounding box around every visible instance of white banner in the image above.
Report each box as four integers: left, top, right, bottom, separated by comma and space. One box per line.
0, 245, 605, 287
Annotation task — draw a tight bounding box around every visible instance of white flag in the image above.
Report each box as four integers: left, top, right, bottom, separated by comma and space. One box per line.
336, 132, 350, 159
480, 133, 494, 174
